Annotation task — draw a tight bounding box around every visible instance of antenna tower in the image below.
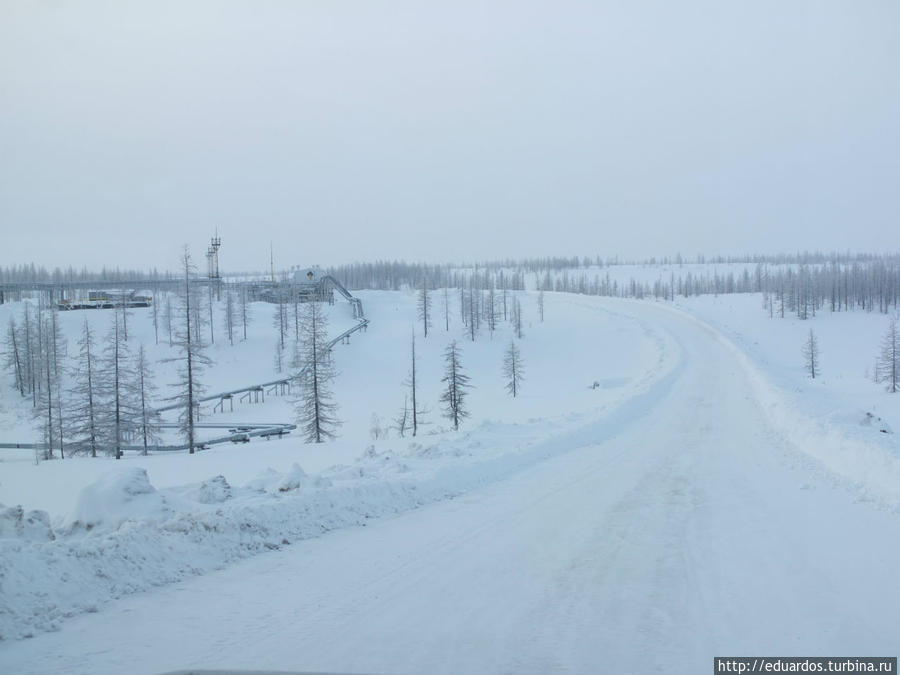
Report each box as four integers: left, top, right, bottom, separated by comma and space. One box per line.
207, 232, 222, 279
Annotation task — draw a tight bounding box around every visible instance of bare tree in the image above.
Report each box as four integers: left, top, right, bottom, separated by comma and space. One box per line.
292, 301, 340, 443
273, 288, 287, 352
151, 284, 160, 345
165, 294, 174, 346
468, 287, 477, 342
135, 344, 160, 454
440, 340, 472, 431
100, 306, 136, 459
442, 287, 450, 332
223, 289, 235, 346
418, 280, 431, 338
117, 293, 132, 341
49, 308, 66, 458
34, 298, 44, 406
512, 295, 524, 339
486, 285, 496, 338
292, 285, 300, 341
69, 317, 101, 457
503, 339, 524, 397
166, 248, 210, 454
239, 284, 251, 341
3, 316, 24, 397
192, 284, 205, 346
394, 394, 410, 438
207, 282, 215, 345
537, 290, 545, 322
876, 319, 899, 393
23, 302, 37, 406
404, 328, 429, 436
802, 329, 820, 379
34, 309, 65, 459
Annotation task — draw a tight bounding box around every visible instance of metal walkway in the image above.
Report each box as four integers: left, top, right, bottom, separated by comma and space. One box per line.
153, 316, 368, 414
323, 274, 364, 318
1, 422, 298, 452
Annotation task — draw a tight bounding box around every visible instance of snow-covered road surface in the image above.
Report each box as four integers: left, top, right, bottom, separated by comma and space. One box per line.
3, 300, 899, 674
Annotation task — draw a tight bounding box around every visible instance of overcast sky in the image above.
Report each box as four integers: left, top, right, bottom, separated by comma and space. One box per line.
1, 1, 898, 272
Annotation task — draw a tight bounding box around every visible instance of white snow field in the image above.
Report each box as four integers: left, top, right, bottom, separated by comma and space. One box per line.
2, 290, 900, 674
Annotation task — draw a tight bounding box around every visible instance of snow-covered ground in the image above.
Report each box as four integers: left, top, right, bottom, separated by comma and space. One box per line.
0, 290, 657, 514
0, 289, 664, 643
668, 294, 900, 503
1, 285, 899, 674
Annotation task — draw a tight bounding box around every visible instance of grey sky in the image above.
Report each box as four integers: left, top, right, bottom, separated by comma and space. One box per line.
1, 1, 898, 272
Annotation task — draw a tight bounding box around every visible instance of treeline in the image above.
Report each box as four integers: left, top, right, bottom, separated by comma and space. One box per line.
540, 260, 900, 317
323, 261, 528, 293
327, 257, 900, 318
4, 250, 895, 286
324, 251, 899, 288
0, 265, 174, 285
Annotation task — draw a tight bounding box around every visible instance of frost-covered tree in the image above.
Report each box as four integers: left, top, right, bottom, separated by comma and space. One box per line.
537, 290, 545, 322
512, 296, 524, 339
240, 284, 251, 341
166, 248, 210, 454
418, 281, 431, 338
292, 301, 340, 443
120, 295, 133, 341
440, 340, 471, 431
99, 307, 137, 459
404, 328, 429, 437
876, 319, 898, 393
273, 289, 287, 352
467, 288, 477, 342
370, 413, 388, 440
486, 285, 496, 338
135, 344, 160, 454
442, 287, 450, 332
394, 394, 410, 438
192, 283, 206, 347
34, 309, 65, 459
207, 283, 215, 345
49, 309, 66, 458
22, 302, 37, 406
802, 329, 820, 379
69, 318, 101, 457
151, 285, 160, 345
223, 289, 236, 346
3, 316, 24, 397
165, 294, 174, 346
503, 339, 524, 398
33, 299, 45, 406
292, 285, 301, 341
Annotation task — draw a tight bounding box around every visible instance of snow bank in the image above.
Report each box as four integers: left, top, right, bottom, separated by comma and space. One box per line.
0, 505, 54, 542
0, 378, 677, 642
63, 468, 171, 531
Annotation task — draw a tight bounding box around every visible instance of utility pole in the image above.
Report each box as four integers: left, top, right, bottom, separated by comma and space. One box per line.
270, 243, 275, 283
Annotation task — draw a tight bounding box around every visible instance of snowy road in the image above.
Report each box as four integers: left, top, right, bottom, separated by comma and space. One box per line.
3, 299, 900, 674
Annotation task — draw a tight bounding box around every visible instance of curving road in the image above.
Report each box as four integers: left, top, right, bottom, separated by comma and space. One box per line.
3, 299, 899, 674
